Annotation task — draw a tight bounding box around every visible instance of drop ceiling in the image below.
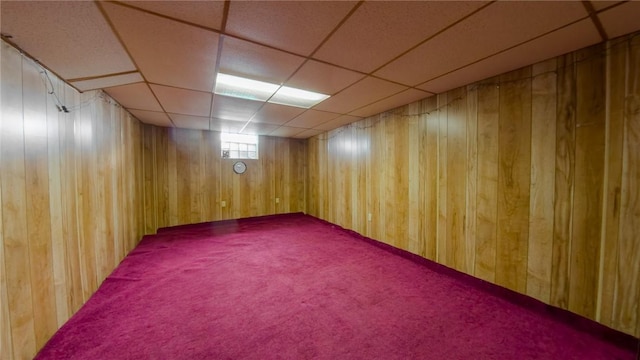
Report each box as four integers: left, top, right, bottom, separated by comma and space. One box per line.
1, 1, 639, 139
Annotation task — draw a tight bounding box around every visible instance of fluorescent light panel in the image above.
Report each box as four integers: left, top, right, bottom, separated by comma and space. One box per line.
214, 73, 329, 108
215, 73, 277, 101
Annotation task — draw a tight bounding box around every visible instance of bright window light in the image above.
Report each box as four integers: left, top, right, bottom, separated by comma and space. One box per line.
214, 73, 330, 108
215, 73, 278, 101
270, 86, 331, 108
221, 132, 259, 159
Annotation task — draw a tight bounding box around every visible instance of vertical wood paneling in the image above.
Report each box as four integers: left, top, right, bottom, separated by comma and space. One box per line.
616, 34, 640, 335
437, 93, 448, 265
142, 125, 157, 233
423, 97, 439, 261
527, 59, 557, 303
475, 78, 500, 282
598, 38, 625, 328
407, 103, 421, 256
569, 44, 606, 319
446, 87, 467, 272
22, 57, 58, 349
43, 58, 67, 329
1, 44, 37, 358
465, 85, 478, 276
143, 129, 307, 230
1, 42, 147, 360
551, 52, 577, 309
394, 109, 409, 251
495, 68, 532, 294
305, 33, 640, 338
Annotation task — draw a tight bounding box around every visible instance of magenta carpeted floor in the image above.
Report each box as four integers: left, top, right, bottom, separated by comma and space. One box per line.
36, 213, 637, 359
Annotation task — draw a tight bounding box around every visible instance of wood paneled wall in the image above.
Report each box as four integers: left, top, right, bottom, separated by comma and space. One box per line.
1, 39, 307, 359
1, 41, 146, 359
307, 35, 640, 337
141, 125, 306, 231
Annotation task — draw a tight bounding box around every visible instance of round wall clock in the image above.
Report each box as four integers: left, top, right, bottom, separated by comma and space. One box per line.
233, 161, 247, 174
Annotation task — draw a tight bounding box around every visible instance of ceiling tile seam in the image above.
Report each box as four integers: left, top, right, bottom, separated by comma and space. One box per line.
220, 0, 230, 32
367, 74, 437, 91
582, 1, 608, 41
109, 0, 323, 71
0, 35, 83, 94
279, 110, 342, 129
110, 1, 224, 34
268, 126, 308, 137
67, 70, 140, 83
313, 114, 357, 130
416, 13, 601, 91
209, 34, 228, 130
305, 1, 364, 58
345, 88, 433, 118
96, 1, 176, 127
148, 82, 217, 95
365, 0, 496, 76
215, 2, 364, 133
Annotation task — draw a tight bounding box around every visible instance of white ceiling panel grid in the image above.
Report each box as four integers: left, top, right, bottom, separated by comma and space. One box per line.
169, 113, 211, 131
374, 1, 589, 86
121, 1, 226, 30
72, 72, 144, 92
418, 19, 601, 94
313, 77, 407, 114
2, 1, 638, 138
105, 82, 163, 112
211, 95, 263, 123
151, 84, 213, 117
219, 37, 306, 85
226, 1, 358, 56
314, 1, 489, 73
100, 2, 220, 92
252, 103, 306, 125
129, 109, 174, 127
0, 1, 136, 79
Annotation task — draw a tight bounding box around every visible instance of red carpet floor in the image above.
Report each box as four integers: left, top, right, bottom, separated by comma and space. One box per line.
36, 213, 637, 359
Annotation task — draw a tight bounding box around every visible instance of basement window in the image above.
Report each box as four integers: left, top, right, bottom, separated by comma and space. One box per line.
221, 132, 259, 159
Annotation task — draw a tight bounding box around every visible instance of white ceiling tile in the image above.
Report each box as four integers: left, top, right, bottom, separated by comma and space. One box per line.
284, 110, 340, 128
313, 77, 407, 114
211, 95, 263, 122
129, 109, 174, 127
418, 19, 601, 94
597, 1, 640, 39
105, 82, 163, 112
314, 1, 488, 73
349, 89, 432, 118
169, 113, 210, 130
285, 60, 365, 96
241, 122, 280, 136
150, 84, 212, 117
101, 2, 219, 92
226, 1, 357, 55
314, 115, 362, 131
375, 1, 589, 86
219, 37, 305, 85
293, 128, 325, 139
121, 1, 225, 30
72, 72, 143, 92
209, 118, 246, 133
269, 126, 307, 138
0, 1, 135, 79
252, 103, 306, 125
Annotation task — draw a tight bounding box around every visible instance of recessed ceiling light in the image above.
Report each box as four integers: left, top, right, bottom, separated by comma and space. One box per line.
270, 86, 330, 108
215, 73, 278, 101
214, 73, 329, 108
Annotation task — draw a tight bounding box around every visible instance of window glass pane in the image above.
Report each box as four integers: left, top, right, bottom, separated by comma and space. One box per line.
220, 132, 259, 159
